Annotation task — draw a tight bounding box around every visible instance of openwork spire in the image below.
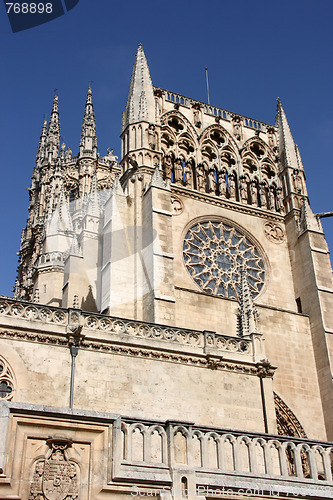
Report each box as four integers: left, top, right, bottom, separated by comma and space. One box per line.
236, 268, 259, 337
80, 85, 97, 156
46, 94, 60, 160
36, 118, 48, 164
123, 43, 155, 129
275, 98, 300, 170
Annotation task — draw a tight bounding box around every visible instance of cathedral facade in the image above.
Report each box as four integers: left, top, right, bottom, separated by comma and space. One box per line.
0, 44, 333, 499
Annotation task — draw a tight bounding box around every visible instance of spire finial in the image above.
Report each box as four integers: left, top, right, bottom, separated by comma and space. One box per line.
46, 93, 60, 161
122, 44, 155, 131
275, 98, 300, 171
36, 117, 48, 163
79, 85, 97, 157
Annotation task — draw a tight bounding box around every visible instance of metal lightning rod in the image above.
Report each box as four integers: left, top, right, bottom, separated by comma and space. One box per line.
205, 67, 210, 105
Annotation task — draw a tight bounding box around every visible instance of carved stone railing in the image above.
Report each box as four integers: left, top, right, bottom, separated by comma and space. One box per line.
0, 298, 264, 362
0, 298, 68, 325
157, 86, 273, 131
38, 251, 66, 268
163, 90, 192, 108
81, 311, 258, 357
1, 402, 332, 498
113, 417, 333, 496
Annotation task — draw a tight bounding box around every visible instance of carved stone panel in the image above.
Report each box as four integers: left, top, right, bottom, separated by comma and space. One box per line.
264, 221, 285, 244
28, 438, 80, 500
171, 195, 184, 215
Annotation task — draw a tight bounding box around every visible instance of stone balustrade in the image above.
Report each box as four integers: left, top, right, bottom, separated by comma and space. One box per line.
38, 251, 66, 267
1, 401, 332, 498
114, 417, 333, 496
0, 297, 68, 325
157, 86, 271, 131
0, 298, 264, 362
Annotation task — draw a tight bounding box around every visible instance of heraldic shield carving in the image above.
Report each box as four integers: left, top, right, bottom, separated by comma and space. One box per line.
28, 437, 80, 500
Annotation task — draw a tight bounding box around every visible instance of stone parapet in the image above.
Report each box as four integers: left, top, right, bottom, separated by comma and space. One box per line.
1, 402, 332, 499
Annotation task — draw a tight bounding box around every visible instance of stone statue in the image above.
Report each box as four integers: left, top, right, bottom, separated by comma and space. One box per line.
250, 181, 257, 205
293, 169, 302, 193
208, 169, 217, 193
267, 127, 276, 148
65, 146, 72, 160
232, 117, 242, 141
174, 158, 183, 184
218, 171, 227, 197
228, 174, 236, 199
276, 187, 284, 212
197, 164, 206, 192
163, 155, 173, 181
193, 106, 201, 127
106, 148, 118, 163
184, 161, 193, 187
147, 124, 157, 150
239, 177, 248, 203
268, 187, 275, 210
259, 183, 267, 208
128, 155, 138, 169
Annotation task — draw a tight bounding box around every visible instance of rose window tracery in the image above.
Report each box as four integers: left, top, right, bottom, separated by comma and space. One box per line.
183, 220, 265, 299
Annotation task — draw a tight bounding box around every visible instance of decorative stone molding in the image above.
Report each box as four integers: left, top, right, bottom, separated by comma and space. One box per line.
274, 392, 307, 438
0, 326, 267, 377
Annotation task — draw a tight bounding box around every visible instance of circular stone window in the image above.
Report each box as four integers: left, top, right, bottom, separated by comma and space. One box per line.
183, 220, 265, 299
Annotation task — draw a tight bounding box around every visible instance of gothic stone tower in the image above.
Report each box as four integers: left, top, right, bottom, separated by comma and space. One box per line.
0, 44, 333, 500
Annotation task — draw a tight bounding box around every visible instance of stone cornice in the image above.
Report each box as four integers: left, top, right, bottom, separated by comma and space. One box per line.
0, 298, 273, 375
0, 327, 272, 377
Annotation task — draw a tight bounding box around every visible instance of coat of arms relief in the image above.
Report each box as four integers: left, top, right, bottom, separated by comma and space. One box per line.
28, 437, 80, 500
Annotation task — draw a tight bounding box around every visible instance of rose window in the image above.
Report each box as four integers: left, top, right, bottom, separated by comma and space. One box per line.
183, 220, 265, 299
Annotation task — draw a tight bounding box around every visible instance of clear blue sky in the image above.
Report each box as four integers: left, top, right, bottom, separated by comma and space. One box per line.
0, 0, 332, 296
